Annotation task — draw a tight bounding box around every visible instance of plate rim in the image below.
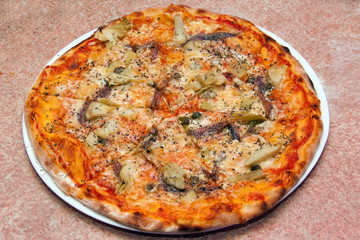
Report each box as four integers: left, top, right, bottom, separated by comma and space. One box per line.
23, 25, 330, 235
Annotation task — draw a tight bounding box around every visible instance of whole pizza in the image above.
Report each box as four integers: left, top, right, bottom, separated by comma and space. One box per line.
25, 5, 322, 232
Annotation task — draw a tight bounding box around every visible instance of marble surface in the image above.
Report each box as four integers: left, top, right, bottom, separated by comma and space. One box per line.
0, 0, 359, 239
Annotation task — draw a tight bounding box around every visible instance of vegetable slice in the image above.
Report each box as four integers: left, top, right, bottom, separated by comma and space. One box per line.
95, 18, 131, 43
245, 145, 282, 166
85, 102, 115, 120
161, 162, 185, 190
268, 65, 287, 87
174, 14, 187, 45
227, 169, 266, 182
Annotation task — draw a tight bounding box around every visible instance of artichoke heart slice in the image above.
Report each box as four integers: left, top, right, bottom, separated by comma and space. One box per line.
85, 102, 115, 120
268, 65, 287, 87
232, 110, 266, 123
161, 162, 185, 190
85, 131, 100, 147
94, 118, 120, 139
108, 68, 138, 86
95, 18, 131, 43
115, 162, 135, 193
174, 14, 187, 45
195, 69, 227, 86
227, 169, 266, 183
245, 145, 282, 166
97, 98, 121, 107
231, 63, 248, 79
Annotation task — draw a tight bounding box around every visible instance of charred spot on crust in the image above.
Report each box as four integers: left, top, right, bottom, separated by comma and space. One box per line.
134, 11, 144, 17
282, 46, 291, 54
178, 225, 203, 232
134, 211, 142, 216
312, 115, 320, 120
197, 8, 206, 14
85, 187, 93, 198
306, 74, 315, 90
210, 203, 233, 213
273, 179, 283, 186
261, 201, 268, 212
264, 35, 275, 44
70, 63, 79, 70
311, 104, 318, 109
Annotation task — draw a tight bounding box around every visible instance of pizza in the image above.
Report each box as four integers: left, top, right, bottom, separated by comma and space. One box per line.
25, 4, 322, 232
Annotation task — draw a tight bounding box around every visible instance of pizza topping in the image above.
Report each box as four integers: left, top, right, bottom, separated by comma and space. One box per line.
189, 175, 200, 186
178, 116, 190, 125
94, 118, 120, 138
191, 112, 202, 119
124, 49, 137, 66
150, 91, 163, 110
108, 68, 138, 86
226, 123, 241, 141
250, 163, 261, 171
145, 183, 158, 193
85, 132, 100, 147
200, 89, 217, 99
85, 101, 115, 120
130, 127, 158, 154
112, 162, 122, 178
245, 144, 281, 166
227, 169, 266, 183
95, 18, 131, 43
254, 77, 272, 118
181, 190, 197, 202
190, 121, 229, 138
174, 14, 187, 45
268, 65, 287, 87
161, 162, 185, 190
232, 111, 266, 123
195, 69, 227, 87
149, 42, 160, 61
231, 63, 248, 79
115, 160, 135, 193
182, 32, 238, 46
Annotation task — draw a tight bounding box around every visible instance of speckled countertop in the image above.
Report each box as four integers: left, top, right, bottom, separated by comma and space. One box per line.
0, 0, 359, 239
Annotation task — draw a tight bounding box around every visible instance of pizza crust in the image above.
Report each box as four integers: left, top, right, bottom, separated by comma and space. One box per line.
25, 4, 323, 233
